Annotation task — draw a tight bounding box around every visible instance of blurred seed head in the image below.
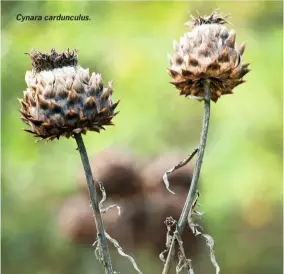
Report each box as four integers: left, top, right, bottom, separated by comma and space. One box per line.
168, 11, 250, 102
58, 193, 200, 257
58, 194, 96, 244
77, 149, 143, 199
19, 48, 119, 141
142, 195, 199, 257
58, 194, 134, 246
60, 150, 201, 256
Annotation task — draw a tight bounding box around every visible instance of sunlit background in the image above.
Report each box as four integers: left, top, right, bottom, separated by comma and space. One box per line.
1, 1, 283, 274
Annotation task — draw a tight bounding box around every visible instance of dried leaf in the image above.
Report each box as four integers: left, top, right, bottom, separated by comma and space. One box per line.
162, 148, 198, 194
105, 232, 143, 274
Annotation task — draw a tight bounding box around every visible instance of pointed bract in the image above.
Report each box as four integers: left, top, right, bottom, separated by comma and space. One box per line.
239, 42, 246, 56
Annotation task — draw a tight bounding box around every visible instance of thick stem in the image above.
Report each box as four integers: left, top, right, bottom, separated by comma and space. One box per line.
74, 133, 113, 274
162, 79, 211, 274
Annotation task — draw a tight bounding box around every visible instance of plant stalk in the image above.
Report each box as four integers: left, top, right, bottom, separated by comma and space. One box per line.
162, 79, 211, 274
74, 133, 113, 274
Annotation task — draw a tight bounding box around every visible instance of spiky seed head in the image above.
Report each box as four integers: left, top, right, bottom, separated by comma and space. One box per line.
168, 11, 250, 102
19, 49, 119, 141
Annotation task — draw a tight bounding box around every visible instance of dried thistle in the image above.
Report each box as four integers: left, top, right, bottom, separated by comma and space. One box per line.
168, 11, 250, 102
19, 48, 119, 141
18, 48, 119, 273
162, 10, 250, 274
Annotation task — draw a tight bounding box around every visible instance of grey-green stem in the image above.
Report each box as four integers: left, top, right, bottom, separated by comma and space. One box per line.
162, 79, 211, 274
74, 133, 113, 274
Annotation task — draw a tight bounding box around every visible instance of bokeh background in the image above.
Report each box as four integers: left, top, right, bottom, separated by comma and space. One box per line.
1, 1, 283, 274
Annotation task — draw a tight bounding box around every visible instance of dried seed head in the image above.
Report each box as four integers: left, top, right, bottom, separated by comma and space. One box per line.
169, 11, 250, 102
19, 48, 119, 141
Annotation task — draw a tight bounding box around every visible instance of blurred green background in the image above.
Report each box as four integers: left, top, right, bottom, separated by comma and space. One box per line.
1, 1, 283, 274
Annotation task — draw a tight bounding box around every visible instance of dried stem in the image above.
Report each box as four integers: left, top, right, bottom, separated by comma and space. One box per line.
178, 79, 211, 232
162, 79, 211, 274
162, 239, 176, 274
74, 133, 113, 274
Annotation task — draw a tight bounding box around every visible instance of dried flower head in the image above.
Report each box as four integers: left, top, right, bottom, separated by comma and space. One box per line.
19, 48, 119, 141
168, 11, 250, 102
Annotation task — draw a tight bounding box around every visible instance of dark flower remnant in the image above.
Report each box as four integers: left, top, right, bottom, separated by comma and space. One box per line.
18, 48, 119, 141
168, 11, 250, 102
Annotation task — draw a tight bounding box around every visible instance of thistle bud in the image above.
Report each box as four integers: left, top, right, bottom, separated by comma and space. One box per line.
19, 49, 119, 141
168, 11, 250, 102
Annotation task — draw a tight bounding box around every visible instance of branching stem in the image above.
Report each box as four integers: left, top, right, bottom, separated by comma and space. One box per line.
74, 133, 113, 274
162, 79, 211, 274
